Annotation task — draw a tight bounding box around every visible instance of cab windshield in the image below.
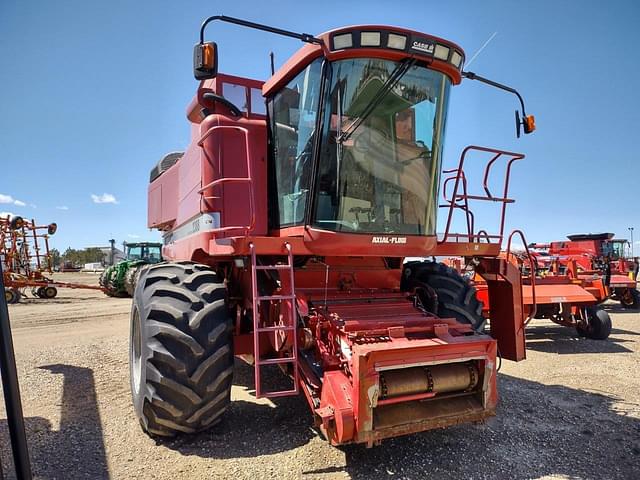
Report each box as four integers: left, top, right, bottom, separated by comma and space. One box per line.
127, 245, 162, 263
313, 58, 450, 235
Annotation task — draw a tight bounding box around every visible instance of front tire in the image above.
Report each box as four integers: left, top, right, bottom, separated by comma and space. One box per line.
124, 265, 142, 297
402, 261, 485, 331
130, 262, 234, 437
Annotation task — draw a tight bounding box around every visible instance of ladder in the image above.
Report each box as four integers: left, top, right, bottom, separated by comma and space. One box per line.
250, 242, 299, 398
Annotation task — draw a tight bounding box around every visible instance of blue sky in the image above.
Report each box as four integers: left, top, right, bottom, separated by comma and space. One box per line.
1, 0, 639, 252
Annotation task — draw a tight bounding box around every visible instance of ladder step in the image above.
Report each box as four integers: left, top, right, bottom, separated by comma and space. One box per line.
256, 325, 296, 333
257, 357, 296, 366
255, 264, 292, 270
257, 294, 295, 301
262, 389, 299, 398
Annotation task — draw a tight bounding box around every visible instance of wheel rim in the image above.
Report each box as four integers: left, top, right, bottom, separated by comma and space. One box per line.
5, 290, 11, 302
131, 307, 143, 396
45, 287, 55, 298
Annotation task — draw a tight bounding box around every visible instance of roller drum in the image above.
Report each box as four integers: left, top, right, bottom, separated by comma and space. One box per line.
379, 362, 478, 399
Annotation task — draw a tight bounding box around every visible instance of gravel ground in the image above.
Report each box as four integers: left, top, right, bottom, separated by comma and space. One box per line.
1, 273, 639, 479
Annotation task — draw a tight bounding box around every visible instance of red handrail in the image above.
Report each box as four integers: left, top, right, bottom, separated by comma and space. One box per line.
197, 125, 256, 235
439, 146, 525, 246
506, 229, 537, 325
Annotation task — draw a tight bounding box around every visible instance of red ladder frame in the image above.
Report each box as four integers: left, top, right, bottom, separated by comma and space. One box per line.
250, 242, 299, 398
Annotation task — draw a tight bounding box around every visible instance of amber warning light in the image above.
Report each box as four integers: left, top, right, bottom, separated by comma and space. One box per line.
193, 42, 218, 80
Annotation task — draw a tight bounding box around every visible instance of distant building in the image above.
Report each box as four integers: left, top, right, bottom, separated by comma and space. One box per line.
85, 246, 125, 266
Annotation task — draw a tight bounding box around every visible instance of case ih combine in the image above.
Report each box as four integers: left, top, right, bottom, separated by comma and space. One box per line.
530, 233, 639, 309
130, 16, 539, 446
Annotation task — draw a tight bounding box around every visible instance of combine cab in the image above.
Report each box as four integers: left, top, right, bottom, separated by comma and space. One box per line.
130, 16, 536, 445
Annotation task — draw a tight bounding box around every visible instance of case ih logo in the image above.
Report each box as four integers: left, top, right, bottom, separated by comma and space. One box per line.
371, 236, 407, 244
411, 40, 435, 54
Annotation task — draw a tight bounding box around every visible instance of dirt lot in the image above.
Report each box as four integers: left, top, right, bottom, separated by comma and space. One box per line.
1, 272, 639, 479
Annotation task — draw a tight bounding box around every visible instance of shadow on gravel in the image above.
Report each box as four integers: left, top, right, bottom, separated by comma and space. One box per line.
324, 375, 640, 480
156, 360, 315, 458
0, 364, 109, 479
524, 325, 634, 354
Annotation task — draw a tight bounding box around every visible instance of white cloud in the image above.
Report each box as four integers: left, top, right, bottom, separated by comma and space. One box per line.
91, 193, 118, 204
0, 193, 26, 207
0, 211, 15, 219
30, 204, 37, 209
56, 206, 69, 211
127, 234, 140, 239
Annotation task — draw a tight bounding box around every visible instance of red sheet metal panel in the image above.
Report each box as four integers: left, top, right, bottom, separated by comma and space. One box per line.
522, 284, 596, 305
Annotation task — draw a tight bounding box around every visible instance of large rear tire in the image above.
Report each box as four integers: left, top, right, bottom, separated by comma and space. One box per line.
130, 262, 233, 437
402, 261, 485, 331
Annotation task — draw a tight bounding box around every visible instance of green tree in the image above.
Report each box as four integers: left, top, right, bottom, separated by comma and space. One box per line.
49, 248, 61, 268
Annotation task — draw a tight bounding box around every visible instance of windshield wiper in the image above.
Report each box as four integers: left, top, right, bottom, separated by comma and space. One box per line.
336, 58, 416, 144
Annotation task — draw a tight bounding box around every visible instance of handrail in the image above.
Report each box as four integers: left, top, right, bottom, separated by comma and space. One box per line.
506, 229, 537, 326
439, 145, 525, 246
197, 125, 256, 235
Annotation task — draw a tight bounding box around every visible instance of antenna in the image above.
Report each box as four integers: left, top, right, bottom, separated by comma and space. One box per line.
269, 51, 275, 75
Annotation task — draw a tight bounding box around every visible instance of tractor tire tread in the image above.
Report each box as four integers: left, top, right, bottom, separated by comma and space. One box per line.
402, 261, 485, 331
131, 262, 233, 437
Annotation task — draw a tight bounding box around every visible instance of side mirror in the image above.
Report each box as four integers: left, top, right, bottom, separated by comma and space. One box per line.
515, 110, 536, 138
193, 42, 218, 80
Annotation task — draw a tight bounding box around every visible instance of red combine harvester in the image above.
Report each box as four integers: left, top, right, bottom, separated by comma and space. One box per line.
1, 215, 106, 303
530, 233, 639, 309
130, 16, 537, 446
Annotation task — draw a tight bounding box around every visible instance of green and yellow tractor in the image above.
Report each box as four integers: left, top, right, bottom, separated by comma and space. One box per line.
99, 242, 162, 297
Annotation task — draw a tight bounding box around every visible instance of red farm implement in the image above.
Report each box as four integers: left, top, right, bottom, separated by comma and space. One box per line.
129, 15, 538, 446
529, 233, 639, 309
1, 215, 106, 303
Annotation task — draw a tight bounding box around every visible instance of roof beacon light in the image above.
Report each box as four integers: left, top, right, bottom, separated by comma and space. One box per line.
333, 33, 353, 50
434, 44, 450, 61
360, 31, 381, 47
387, 33, 407, 50
451, 51, 463, 69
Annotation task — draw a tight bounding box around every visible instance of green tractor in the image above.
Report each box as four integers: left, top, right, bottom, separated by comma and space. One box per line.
99, 242, 163, 297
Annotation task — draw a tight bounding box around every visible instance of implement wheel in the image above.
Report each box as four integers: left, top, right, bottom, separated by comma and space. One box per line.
619, 288, 640, 309
402, 261, 485, 331
577, 307, 612, 340
130, 262, 233, 437
5, 288, 20, 304
42, 286, 58, 299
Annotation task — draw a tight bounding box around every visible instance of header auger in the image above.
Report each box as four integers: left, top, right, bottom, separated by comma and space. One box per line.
130, 15, 536, 446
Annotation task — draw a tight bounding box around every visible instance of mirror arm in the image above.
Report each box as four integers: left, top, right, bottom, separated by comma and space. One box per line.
462, 70, 527, 116
199, 15, 323, 45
